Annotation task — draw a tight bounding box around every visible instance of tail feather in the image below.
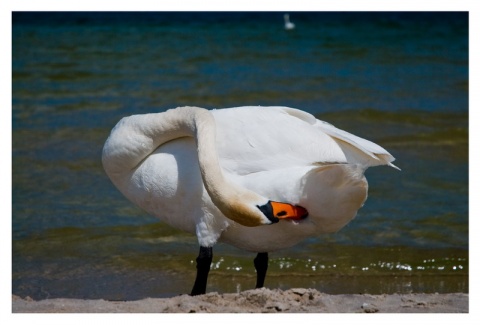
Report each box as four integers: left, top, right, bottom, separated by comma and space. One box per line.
273, 106, 399, 170
314, 120, 398, 170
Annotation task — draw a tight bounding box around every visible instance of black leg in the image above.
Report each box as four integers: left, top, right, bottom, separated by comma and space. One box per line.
190, 246, 213, 296
254, 252, 268, 288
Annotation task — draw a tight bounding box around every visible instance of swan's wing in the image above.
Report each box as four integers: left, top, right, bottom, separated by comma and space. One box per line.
213, 106, 348, 174
213, 106, 398, 173
274, 106, 318, 125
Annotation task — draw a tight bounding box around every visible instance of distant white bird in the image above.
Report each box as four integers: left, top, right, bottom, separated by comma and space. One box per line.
284, 14, 295, 30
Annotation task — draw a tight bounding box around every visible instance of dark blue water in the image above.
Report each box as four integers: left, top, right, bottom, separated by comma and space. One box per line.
12, 12, 468, 300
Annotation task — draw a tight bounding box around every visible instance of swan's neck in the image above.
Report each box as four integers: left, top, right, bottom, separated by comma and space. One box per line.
185, 108, 270, 225
102, 107, 281, 226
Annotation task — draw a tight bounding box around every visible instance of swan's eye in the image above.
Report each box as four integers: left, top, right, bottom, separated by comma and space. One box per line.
276, 211, 287, 217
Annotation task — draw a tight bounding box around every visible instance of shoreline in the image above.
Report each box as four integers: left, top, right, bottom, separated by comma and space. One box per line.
12, 288, 468, 313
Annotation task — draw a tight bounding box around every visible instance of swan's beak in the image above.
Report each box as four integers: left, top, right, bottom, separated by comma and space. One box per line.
271, 201, 308, 221
257, 200, 308, 223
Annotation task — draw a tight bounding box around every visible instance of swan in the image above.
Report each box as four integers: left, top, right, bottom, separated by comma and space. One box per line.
102, 106, 398, 295
284, 14, 295, 30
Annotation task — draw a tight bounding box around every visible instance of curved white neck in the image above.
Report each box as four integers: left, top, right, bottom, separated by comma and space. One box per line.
102, 106, 272, 226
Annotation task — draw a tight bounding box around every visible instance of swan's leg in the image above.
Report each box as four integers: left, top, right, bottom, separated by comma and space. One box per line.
190, 246, 213, 296
254, 252, 268, 288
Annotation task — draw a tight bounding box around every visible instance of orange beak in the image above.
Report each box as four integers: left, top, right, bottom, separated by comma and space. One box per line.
270, 201, 308, 221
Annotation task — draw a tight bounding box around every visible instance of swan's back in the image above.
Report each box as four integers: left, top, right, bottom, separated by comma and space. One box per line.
213, 106, 396, 173
213, 107, 347, 174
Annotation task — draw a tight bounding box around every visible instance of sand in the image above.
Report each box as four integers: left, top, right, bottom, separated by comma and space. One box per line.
12, 288, 468, 313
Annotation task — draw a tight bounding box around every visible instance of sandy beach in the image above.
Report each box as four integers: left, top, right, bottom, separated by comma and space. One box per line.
12, 288, 468, 313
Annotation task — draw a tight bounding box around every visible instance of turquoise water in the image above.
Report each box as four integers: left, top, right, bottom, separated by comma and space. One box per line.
12, 12, 468, 300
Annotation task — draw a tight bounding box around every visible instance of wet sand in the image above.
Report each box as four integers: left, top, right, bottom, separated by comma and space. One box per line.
12, 288, 468, 313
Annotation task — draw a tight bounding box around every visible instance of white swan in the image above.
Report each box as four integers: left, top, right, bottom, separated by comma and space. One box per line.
102, 106, 398, 295
284, 14, 295, 30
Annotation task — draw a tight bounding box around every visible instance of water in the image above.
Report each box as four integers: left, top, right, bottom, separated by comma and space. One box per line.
12, 12, 468, 300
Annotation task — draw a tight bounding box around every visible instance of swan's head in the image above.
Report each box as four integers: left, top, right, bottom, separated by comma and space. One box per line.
257, 200, 308, 224
220, 198, 308, 227
207, 178, 308, 227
